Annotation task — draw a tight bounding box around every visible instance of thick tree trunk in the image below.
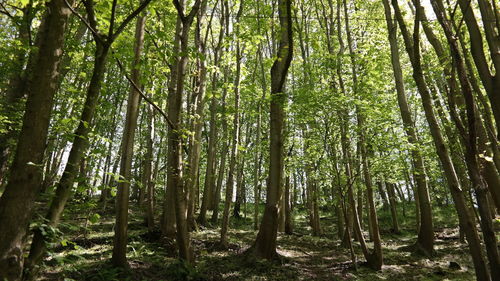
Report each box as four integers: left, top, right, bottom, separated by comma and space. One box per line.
0, 6, 34, 184
0, 0, 72, 279
26, 42, 110, 274
161, 14, 183, 239
246, 0, 292, 260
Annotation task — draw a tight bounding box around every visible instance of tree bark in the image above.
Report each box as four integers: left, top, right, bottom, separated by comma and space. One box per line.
0, 0, 73, 279
112, 12, 147, 267
186, 5, 208, 230
198, 1, 225, 226
145, 104, 155, 230
431, 0, 500, 277
0, 5, 34, 184
220, 0, 243, 246
382, 0, 433, 255
167, 0, 204, 263
392, 0, 491, 279
458, 0, 500, 138
246, 0, 293, 260
386, 182, 400, 233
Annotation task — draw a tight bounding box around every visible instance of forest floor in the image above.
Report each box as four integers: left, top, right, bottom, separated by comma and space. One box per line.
35, 199, 476, 281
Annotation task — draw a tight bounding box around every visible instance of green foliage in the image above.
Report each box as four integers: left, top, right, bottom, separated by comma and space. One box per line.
165, 259, 206, 281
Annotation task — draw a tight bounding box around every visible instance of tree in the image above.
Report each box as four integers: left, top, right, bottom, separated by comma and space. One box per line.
112, 10, 147, 268
166, 0, 204, 263
391, 0, 491, 279
246, 0, 293, 260
23, 0, 152, 273
0, 0, 73, 278
220, 0, 243, 247
382, 0, 434, 255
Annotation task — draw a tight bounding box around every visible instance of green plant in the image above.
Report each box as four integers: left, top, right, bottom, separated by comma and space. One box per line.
165, 259, 206, 281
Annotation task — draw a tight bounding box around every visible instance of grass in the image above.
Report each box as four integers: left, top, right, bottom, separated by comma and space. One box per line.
33, 199, 476, 280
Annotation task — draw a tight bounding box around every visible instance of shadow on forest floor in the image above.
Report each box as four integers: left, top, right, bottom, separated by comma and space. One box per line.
35, 201, 475, 280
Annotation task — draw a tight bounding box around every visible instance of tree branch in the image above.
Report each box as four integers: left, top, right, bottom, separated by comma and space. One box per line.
112, 0, 153, 41
82, 0, 98, 32
115, 56, 174, 130
64, 0, 105, 45
172, 0, 185, 20
108, 0, 118, 37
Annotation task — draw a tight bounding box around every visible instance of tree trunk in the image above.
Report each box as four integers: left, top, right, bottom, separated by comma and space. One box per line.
0, 5, 34, 184
392, 1, 491, 279
210, 83, 229, 225
457, 0, 500, 138
198, 3, 224, 225
0, 0, 72, 279
186, 9, 208, 230
145, 105, 155, 230
161, 13, 183, 239
431, 0, 500, 277
220, 0, 243, 246
167, 0, 203, 263
343, 0, 382, 268
382, 0, 433, 255
246, 0, 292, 260
386, 182, 400, 233
233, 122, 247, 219
284, 175, 293, 234
111, 12, 146, 267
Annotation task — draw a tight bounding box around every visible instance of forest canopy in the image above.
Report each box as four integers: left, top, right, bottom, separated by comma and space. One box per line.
0, 0, 499, 280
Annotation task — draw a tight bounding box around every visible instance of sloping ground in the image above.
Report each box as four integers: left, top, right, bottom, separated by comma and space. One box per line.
36, 203, 475, 281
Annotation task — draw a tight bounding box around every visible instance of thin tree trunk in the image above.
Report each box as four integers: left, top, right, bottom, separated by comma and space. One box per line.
220, 0, 243, 246
198, 2, 224, 225
167, 0, 204, 263
392, 1, 491, 279
382, 0, 433, 255
386, 182, 400, 233
284, 175, 293, 234
145, 104, 155, 230
431, 0, 500, 277
111, 11, 147, 267
186, 7, 208, 230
